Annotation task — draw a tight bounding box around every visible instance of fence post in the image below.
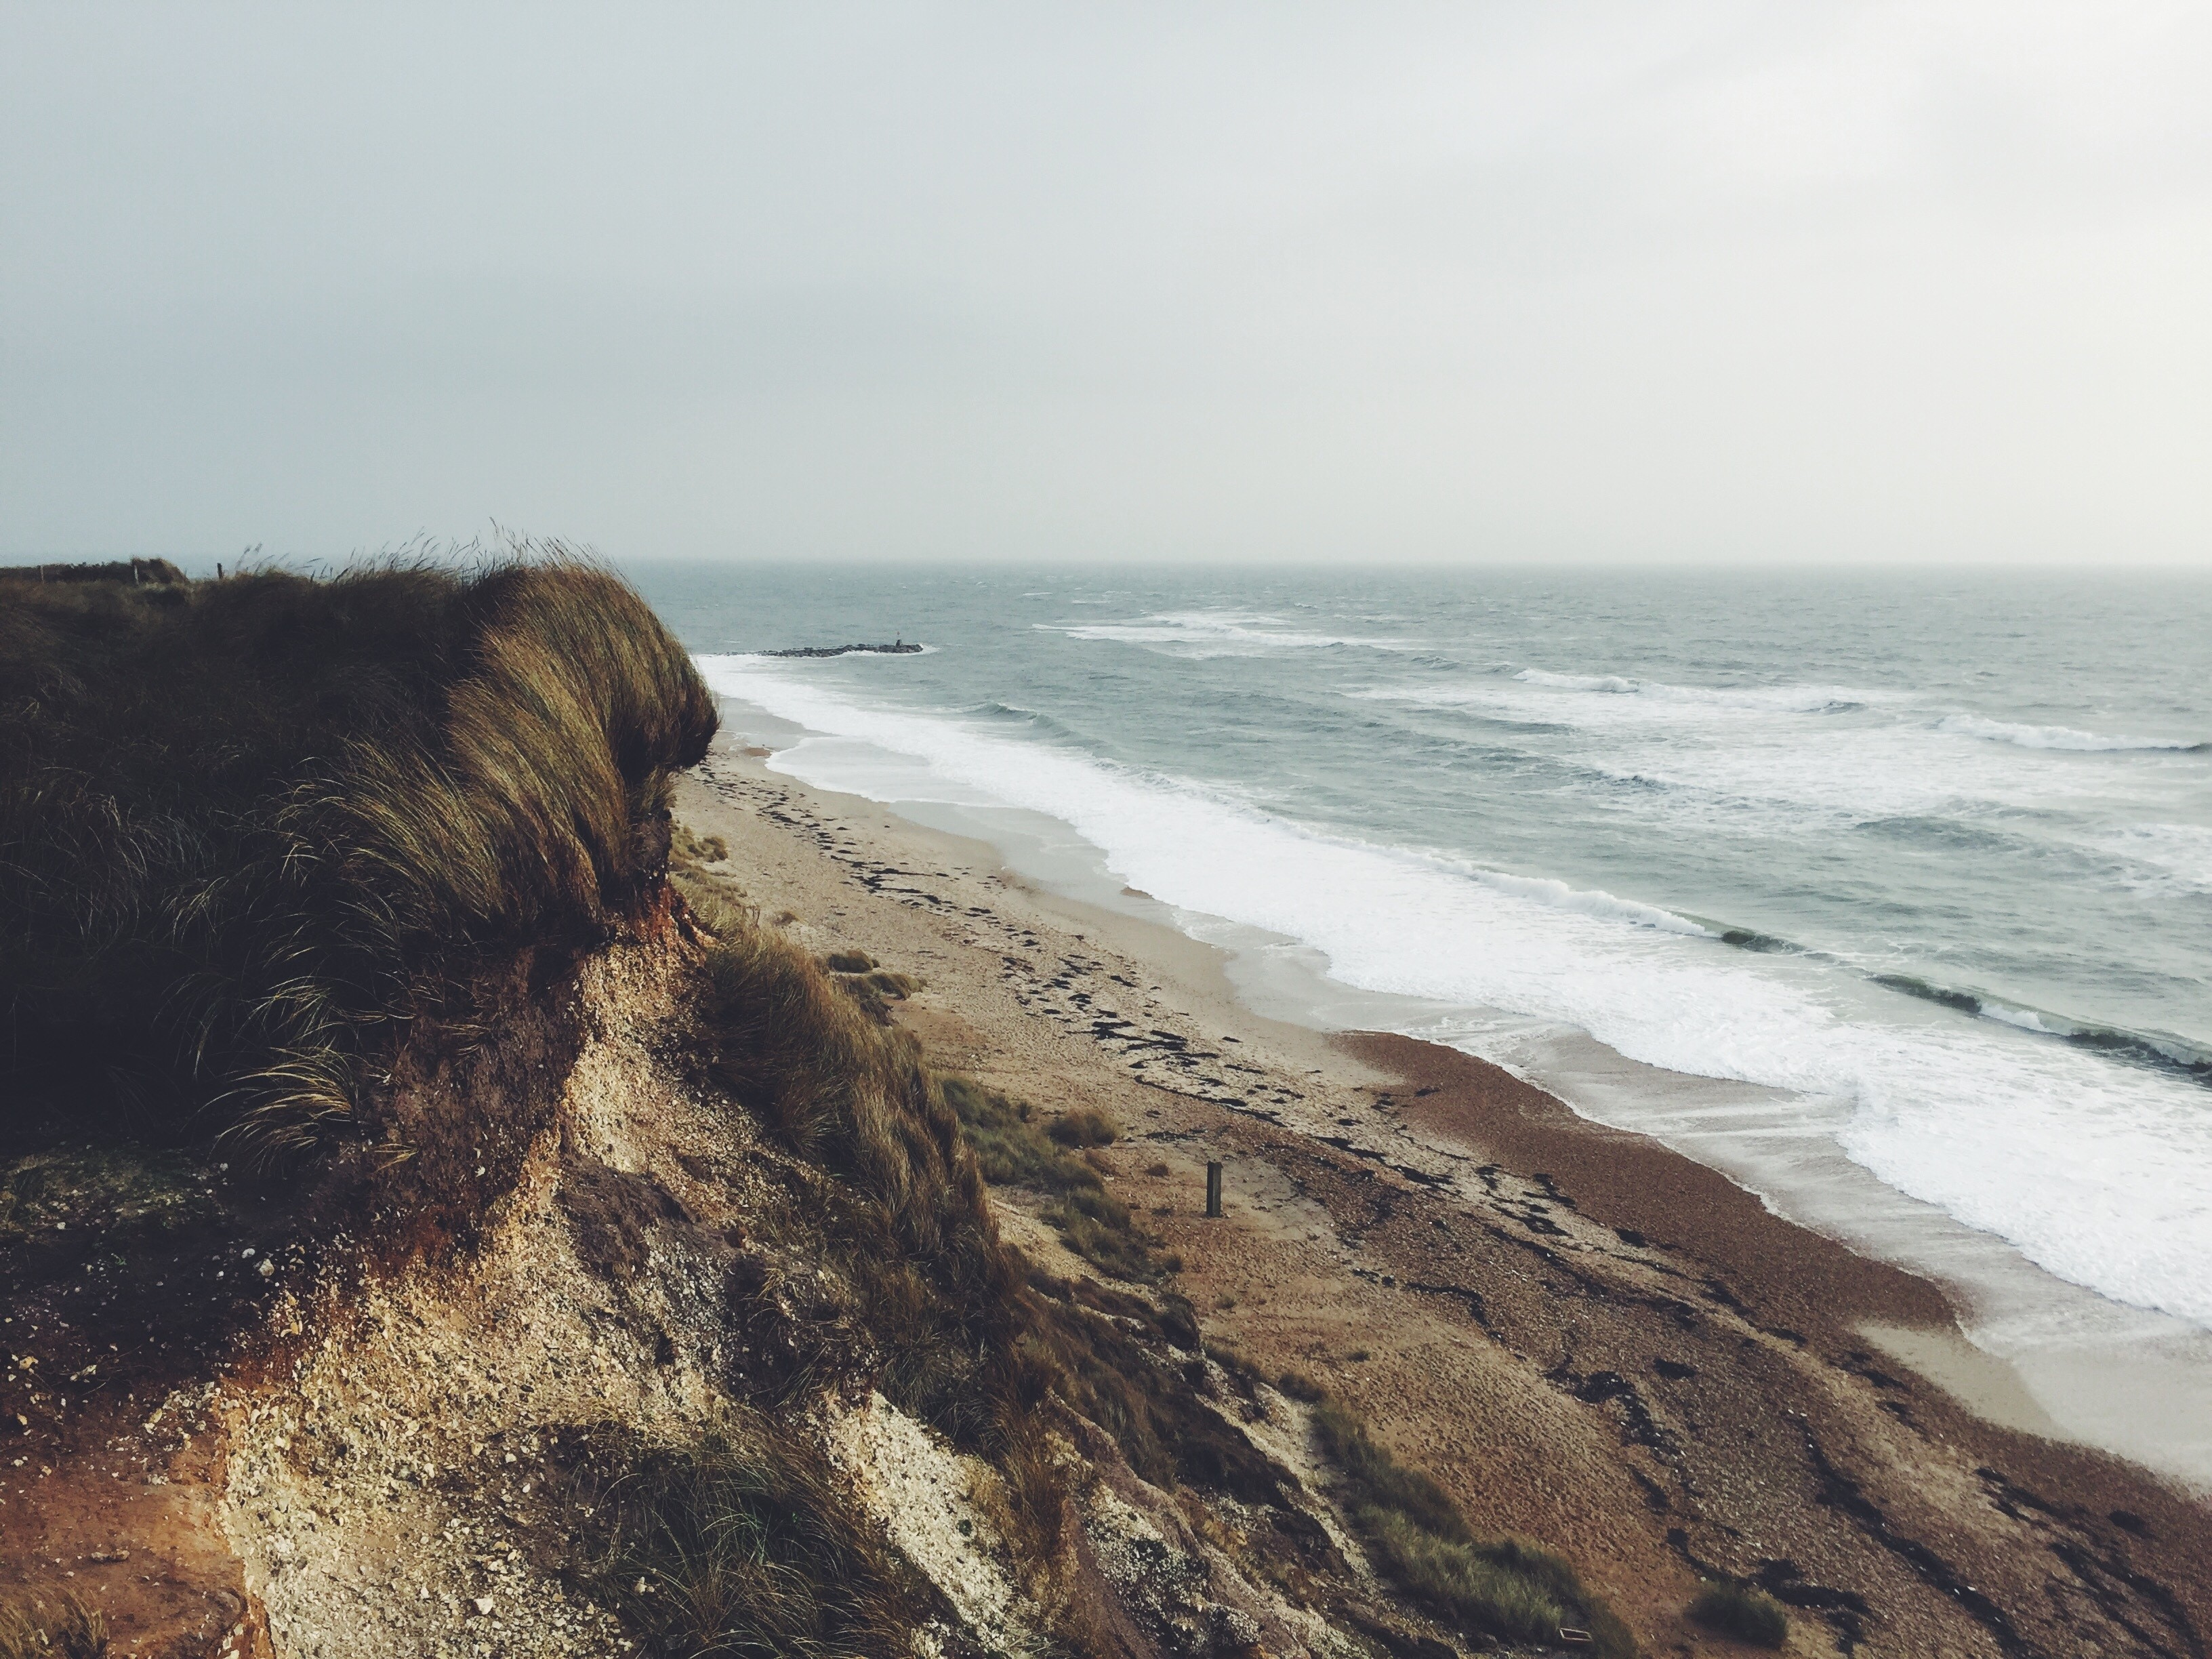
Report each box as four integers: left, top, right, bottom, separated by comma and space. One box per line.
1205, 1161, 1223, 1218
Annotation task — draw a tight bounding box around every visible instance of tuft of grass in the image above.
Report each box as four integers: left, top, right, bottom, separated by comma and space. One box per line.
1311, 1400, 1636, 1658
0, 549, 715, 1164
1277, 1370, 1326, 1403
1046, 1107, 1118, 1149
0, 1592, 108, 1659
1688, 1582, 1789, 1648
572, 1416, 926, 1659
941, 1082, 1168, 1284
692, 922, 1025, 1443
674, 825, 729, 865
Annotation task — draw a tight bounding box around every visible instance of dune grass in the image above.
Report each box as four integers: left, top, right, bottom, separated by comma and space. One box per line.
0, 1591, 107, 1658
0, 551, 714, 1162
1688, 1582, 1790, 1647
573, 1415, 927, 1659
1311, 1399, 1637, 1658
689, 918, 1030, 1446
939, 1080, 1172, 1284
1045, 1107, 1117, 1149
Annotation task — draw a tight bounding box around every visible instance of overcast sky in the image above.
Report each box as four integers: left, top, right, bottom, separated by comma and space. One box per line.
3, 3, 2208, 566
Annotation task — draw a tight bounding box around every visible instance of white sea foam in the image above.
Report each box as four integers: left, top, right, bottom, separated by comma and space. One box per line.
1361, 675, 1877, 726
2095, 823, 2212, 895
1460, 867, 1713, 937
1355, 676, 2164, 832
1041, 610, 1410, 657
1512, 668, 1876, 713
1936, 713, 2205, 752
698, 655, 2212, 1328
1980, 1001, 2060, 1036
1517, 668, 1642, 693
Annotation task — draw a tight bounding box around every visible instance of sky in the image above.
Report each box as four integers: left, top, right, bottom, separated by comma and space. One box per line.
3, 3, 2209, 567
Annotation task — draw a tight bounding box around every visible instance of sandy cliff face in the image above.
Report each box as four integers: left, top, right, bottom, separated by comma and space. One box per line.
3, 897, 1479, 1658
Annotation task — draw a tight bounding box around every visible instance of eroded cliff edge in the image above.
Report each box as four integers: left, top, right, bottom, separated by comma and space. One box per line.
2, 560, 1636, 1658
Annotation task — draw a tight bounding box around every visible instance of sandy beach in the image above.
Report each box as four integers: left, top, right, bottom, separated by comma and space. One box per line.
675, 732, 2210, 1656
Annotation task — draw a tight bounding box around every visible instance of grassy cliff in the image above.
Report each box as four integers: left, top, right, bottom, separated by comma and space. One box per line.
1, 558, 1639, 1658
0, 555, 715, 1160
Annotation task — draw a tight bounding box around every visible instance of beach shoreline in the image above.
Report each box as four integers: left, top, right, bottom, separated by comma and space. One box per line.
715, 684, 2212, 1494
677, 727, 2211, 1652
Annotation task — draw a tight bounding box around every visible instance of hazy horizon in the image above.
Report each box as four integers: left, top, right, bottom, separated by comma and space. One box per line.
5, 3, 2209, 569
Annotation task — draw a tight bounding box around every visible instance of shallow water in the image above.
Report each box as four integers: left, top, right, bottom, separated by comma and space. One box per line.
638, 563, 2212, 1347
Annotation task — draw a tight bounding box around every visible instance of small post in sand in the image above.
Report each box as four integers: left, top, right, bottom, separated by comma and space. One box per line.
1205, 1161, 1223, 1218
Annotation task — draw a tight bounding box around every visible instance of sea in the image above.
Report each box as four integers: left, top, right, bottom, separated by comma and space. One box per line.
634, 561, 2212, 1478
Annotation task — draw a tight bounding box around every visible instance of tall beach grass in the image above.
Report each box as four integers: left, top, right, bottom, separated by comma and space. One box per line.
0, 551, 716, 1161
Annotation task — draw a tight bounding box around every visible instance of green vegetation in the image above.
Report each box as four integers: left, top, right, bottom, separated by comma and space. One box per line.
1311, 1400, 1636, 1658
574, 1416, 926, 1659
0, 1592, 108, 1658
1688, 1582, 1790, 1648
690, 918, 1023, 1442
1046, 1107, 1118, 1149
0, 552, 714, 1162
939, 1079, 1171, 1284
1023, 1271, 1286, 1505
815, 949, 925, 1021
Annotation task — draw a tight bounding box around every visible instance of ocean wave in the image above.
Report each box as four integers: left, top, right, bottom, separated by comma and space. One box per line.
1518, 668, 1640, 694
1041, 611, 1412, 657
697, 652, 2212, 1325
1872, 974, 2211, 1083
2093, 823, 2212, 895
1358, 674, 1871, 722
1455, 867, 1713, 937
1935, 714, 2206, 752
1514, 668, 1870, 714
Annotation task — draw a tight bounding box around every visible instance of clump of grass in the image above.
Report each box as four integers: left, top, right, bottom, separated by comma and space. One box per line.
1047, 1107, 1118, 1149
674, 825, 729, 865
1277, 1370, 1326, 1402
693, 923, 1025, 1442
0, 1591, 108, 1658
1688, 1582, 1789, 1647
0, 548, 715, 1163
940, 1081, 1168, 1284
1043, 1186, 1173, 1284
840, 970, 924, 1023
1022, 1273, 1289, 1505
815, 949, 923, 1023
572, 1416, 926, 1659
1311, 1400, 1635, 1658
